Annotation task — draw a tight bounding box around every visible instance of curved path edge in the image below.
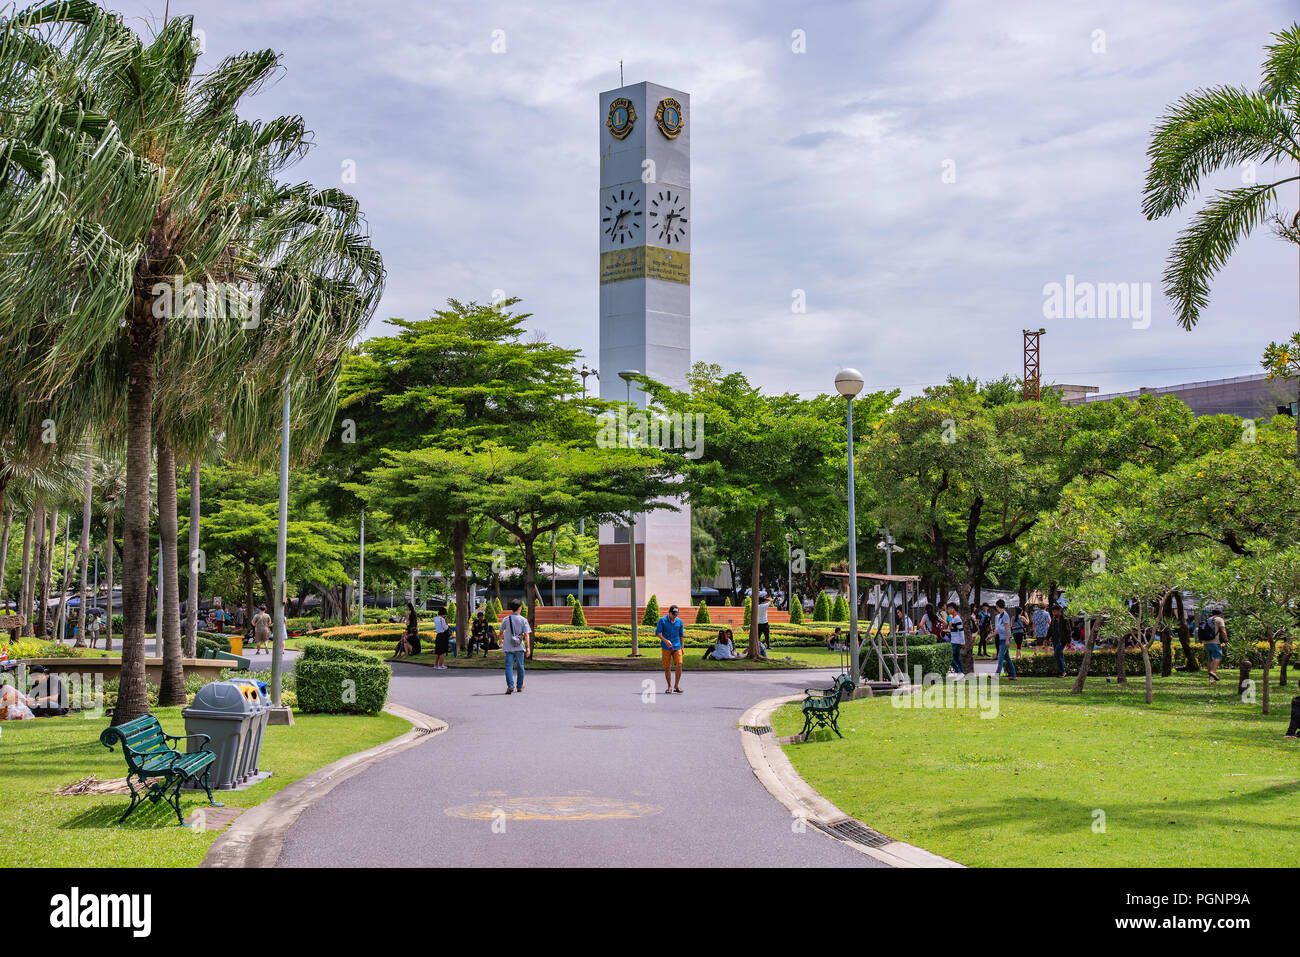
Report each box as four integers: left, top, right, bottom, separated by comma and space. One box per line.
739, 694, 963, 869
201, 702, 448, 868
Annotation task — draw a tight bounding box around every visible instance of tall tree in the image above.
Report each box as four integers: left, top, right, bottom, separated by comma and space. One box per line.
0, 5, 383, 722
642, 363, 884, 660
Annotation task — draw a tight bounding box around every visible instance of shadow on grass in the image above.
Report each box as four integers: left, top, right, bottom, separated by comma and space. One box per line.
58, 799, 204, 830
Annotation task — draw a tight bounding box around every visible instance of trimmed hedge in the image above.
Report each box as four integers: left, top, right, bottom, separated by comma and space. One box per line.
295, 640, 390, 714
860, 640, 951, 680
695, 601, 711, 625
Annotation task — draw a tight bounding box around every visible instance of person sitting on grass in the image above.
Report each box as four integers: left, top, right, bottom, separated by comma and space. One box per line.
26, 666, 69, 716
0, 680, 35, 720
1285, 677, 1300, 739
826, 627, 846, 652
708, 629, 740, 660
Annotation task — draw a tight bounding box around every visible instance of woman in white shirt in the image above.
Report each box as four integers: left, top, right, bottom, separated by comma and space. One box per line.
709, 630, 740, 660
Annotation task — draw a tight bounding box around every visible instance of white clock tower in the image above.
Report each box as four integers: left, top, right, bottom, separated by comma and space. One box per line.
597, 81, 692, 608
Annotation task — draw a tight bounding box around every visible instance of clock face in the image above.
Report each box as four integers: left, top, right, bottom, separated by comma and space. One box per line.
649, 189, 688, 246
601, 186, 643, 246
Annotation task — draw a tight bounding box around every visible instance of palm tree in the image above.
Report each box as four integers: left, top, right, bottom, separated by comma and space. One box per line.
93, 455, 127, 652
0, 5, 383, 722
1143, 24, 1300, 459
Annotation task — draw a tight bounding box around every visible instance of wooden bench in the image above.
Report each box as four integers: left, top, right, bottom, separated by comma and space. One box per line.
99, 715, 222, 826
799, 673, 855, 739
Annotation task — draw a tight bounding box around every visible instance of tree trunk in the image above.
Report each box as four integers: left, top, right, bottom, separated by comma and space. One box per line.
185, 458, 200, 657
54, 514, 71, 640
1071, 617, 1095, 694
116, 343, 156, 725
451, 517, 469, 653
1237, 653, 1252, 700
1263, 640, 1274, 716
958, 584, 974, 674
18, 511, 33, 633
0, 505, 12, 605
522, 538, 537, 658
746, 507, 764, 660
40, 507, 59, 639
157, 436, 185, 706
244, 562, 255, 631
34, 502, 48, 637
75, 451, 92, 647
1142, 643, 1153, 705
1116, 623, 1128, 685
104, 510, 115, 652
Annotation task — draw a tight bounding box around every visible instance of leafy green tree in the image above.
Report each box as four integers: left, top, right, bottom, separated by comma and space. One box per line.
742, 594, 751, 628
695, 600, 711, 625
1219, 542, 1300, 714
642, 594, 660, 626
789, 596, 803, 625
319, 299, 584, 649
642, 363, 888, 659
832, 593, 850, 623
570, 599, 587, 626
364, 440, 676, 655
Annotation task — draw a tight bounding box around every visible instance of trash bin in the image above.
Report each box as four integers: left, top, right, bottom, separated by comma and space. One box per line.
182, 680, 259, 790
227, 677, 269, 782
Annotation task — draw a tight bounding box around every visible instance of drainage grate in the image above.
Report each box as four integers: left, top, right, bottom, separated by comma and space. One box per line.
811, 819, 891, 848
741, 725, 773, 735
414, 726, 441, 736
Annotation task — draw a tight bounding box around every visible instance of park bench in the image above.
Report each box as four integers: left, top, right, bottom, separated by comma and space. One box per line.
799, 673, 855, 740
99, 715, 222, 826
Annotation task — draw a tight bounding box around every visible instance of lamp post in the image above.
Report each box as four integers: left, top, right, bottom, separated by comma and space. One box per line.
578, 363, 598, 609
835, 368, 865, 685
619, 369, 641, 657
270, 373, 290, 711
784, 532, 793, 611
358, 509, 365, 626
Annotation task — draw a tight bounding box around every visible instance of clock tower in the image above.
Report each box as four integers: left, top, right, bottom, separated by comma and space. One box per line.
597, 81, 692, 608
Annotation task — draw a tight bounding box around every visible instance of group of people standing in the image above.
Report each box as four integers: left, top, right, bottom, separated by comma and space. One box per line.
916, 600, 1073, 678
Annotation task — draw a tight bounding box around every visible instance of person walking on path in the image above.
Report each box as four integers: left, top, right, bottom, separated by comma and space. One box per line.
500, 599, 530, 694
251, 605, 272, 656
993, 600, 1017, 680
1032, 603, 1051, 648
432, 608, 450, 669
657, 603, 685, 694
1011, 606, 1027, 660
1205, 607, 1227, 683
945, 602, 965, 675
1047, 604, 1070, 677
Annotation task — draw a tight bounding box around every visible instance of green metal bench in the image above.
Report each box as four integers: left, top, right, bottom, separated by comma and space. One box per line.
799, 673, 855, 739
99, 715, 222, 826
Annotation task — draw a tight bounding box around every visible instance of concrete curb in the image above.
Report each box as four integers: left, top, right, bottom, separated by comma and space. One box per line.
201, 701, 448, 868
739, 694, 962, 868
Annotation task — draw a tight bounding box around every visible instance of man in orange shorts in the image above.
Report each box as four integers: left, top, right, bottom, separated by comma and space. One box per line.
656, 604, 685, 694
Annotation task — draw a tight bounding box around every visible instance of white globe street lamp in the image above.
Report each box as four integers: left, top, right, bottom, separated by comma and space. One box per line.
835, 368, 864, 684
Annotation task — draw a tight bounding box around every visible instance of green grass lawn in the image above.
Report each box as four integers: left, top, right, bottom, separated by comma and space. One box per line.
1, 706, 409, 867
772, 672, 1300, 867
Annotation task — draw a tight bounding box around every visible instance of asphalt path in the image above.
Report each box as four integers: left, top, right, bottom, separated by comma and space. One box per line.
277, 663, 886, 868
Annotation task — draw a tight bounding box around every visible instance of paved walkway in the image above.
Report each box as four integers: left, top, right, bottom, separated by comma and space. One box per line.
278, 664, 884, 868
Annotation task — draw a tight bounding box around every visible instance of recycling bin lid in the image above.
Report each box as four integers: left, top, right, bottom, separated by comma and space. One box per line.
228, 677, 269, 710
184, 680, 260, 717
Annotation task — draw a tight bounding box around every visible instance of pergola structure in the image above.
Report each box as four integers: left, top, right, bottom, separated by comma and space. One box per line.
822, 571, 922, 684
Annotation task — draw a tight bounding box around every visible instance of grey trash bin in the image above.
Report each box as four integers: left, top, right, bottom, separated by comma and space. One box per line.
182, 680, 258, 790
227, 677, 269, 782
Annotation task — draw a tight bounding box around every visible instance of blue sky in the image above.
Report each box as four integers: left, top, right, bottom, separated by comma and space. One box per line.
118, 0, 1299, 398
